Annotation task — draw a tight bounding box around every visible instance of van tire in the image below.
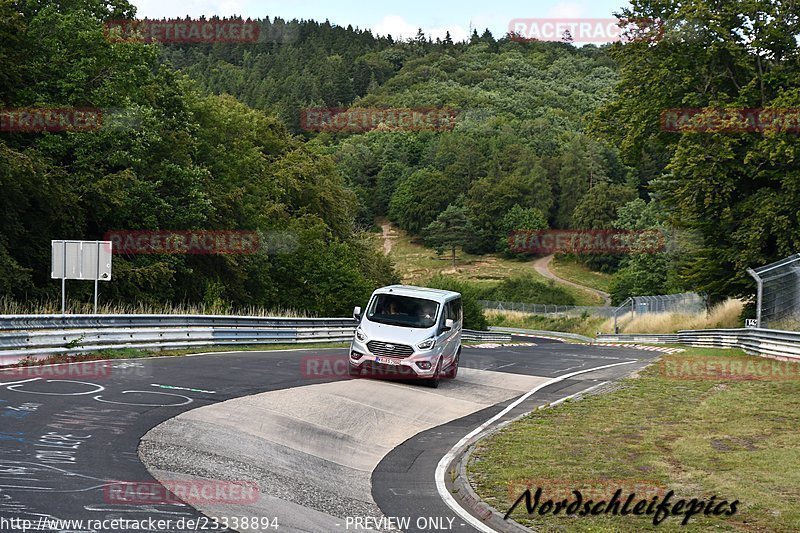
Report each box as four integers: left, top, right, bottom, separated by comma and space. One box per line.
348, 364, 361, 378
427, 358, 442, 388
445, 349, 460, 379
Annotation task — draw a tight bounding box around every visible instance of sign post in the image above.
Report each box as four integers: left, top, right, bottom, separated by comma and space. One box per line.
52, 240, 113, 314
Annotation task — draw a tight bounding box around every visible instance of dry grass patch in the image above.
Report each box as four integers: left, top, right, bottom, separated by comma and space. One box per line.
601, 300, 744, 334
0, 296, 310, 317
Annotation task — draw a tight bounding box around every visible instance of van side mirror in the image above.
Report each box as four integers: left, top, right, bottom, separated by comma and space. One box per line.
442, 318, 454, 332
353, 306, 362, 320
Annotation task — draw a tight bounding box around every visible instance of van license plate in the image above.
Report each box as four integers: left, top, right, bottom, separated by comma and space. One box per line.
375, 357, 400, 366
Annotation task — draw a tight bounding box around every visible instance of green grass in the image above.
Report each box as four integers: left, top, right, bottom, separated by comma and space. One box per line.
383, 226, 541, 283
467, 347, 800, 532
542, 279, 605, 306
550, 255, 614, 294
376, 223, 599, 305
484, 309, 607, 338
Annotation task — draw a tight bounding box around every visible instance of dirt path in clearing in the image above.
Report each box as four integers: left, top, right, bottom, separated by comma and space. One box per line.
533, 254, 612, 306
381, 223, 396, 255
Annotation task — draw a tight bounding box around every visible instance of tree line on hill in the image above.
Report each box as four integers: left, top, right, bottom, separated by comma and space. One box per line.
1, 0, 797, 319
0, 0, 396, 316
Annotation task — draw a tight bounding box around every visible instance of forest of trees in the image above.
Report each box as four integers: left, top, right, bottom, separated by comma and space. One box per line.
0, 1, 397, 315
1, 0, 798, 314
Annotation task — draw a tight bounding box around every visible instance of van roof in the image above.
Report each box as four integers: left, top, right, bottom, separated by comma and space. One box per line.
373, 285, 461, 302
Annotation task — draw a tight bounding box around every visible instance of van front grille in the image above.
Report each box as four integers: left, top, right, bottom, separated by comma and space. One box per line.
367, 340, 414, 358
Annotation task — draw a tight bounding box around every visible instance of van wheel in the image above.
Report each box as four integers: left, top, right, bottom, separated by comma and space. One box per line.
349, 364, 361, 378
445, 351, 460, 379
427, 358, 442, 388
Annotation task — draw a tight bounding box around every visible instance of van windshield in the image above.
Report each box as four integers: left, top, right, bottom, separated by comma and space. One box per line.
366, 294, 439, 329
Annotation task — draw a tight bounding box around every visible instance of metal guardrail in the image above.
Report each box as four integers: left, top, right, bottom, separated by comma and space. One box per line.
597, 328, 800, 361
0, 315, 518, 362
479, 300, 616, 318
0, 314, 358, 360
596, 333, 681, 344
488, 326, 594, 343
0, 314, 356, 330
462, 329, 512, 342
5, 313, 797, 365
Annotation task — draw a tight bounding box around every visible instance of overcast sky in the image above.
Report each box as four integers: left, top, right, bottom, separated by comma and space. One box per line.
130, 0, 634, 43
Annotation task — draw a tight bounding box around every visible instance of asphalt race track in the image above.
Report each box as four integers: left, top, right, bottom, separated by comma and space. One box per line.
0, 338, 661, 533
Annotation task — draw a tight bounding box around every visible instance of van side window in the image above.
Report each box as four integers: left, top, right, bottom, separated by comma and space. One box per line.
441, 301, 452, 325
451, 298, 462, 322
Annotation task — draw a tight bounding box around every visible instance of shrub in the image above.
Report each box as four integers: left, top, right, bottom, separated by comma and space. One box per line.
427, 275, 488, 330
479, 274, 576, 305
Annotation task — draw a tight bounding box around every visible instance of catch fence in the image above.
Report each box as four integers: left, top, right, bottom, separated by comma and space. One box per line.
748, 254, 800, 330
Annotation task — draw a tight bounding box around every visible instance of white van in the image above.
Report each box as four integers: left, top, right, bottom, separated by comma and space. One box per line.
349, 285, 463, 388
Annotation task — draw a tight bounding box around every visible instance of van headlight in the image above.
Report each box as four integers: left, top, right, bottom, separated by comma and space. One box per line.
355, 328, 367, 342
417, 337, 435, 350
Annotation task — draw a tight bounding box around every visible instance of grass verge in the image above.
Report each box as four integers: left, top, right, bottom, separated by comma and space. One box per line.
550, 255, 614, 294
378, 224, 602, 305
484, 309, 606, 339
467, 347, 800, 532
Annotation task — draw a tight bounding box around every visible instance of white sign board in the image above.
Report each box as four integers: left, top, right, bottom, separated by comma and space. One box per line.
745, 319, 758, 328
52, 241, 112, 281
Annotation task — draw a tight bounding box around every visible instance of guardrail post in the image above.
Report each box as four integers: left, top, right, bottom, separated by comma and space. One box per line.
747, 268, 763, 328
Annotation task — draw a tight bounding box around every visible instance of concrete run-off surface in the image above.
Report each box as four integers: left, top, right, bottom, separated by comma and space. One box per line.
140, 368, 550, 533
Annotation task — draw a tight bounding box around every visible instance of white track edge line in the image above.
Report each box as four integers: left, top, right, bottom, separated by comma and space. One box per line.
435, 360, 637, 533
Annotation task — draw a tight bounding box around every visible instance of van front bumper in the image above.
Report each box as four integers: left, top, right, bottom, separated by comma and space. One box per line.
349, 339, 438, 379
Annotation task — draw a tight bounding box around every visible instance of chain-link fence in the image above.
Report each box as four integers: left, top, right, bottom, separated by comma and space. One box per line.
748, 253, 800, 330
480, 293, 707, 321
613, 292, 707, 333
632, 293, 707, 314
478, 300, 617, 318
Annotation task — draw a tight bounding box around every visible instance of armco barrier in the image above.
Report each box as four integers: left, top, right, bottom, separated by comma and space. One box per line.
0, 314, 357, 361
488, 326, 594, 343
479, 300, 616, 318
462, 329, 512, 342
0, 314, 356, 330
597, 328, 800, 361
595, 333, 681, 344
0, 315, 515, 362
